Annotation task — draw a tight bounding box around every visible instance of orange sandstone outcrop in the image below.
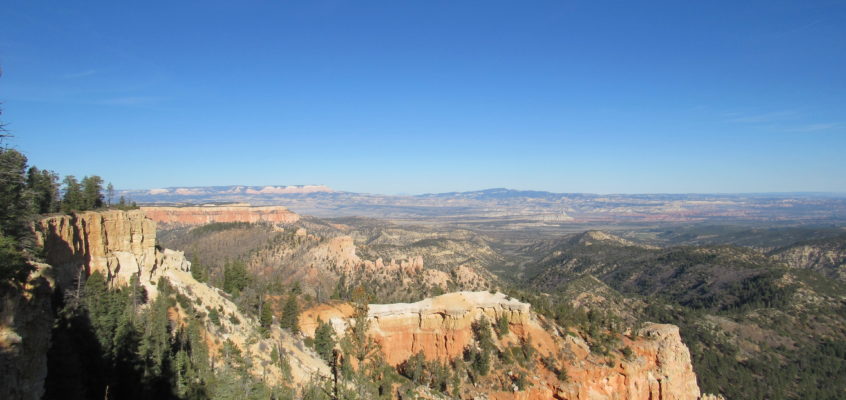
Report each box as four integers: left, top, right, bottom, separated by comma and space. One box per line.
141, 204, 300, 227
367, 292, 532, 365
34, 210, 189, 291
304, 291, 708, 400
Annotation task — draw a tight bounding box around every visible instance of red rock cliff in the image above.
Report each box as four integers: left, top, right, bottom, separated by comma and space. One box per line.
304, 291, 708, 400
141, 204, 299, 227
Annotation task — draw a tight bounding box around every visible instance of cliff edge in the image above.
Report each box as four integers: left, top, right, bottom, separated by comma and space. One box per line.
141, 204, 300, 227
303, 291, 711, 400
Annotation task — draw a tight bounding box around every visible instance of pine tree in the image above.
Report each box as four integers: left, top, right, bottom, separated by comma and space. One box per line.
279, 294, 300, 334
0, 234, 30, 282
0, 148, 36, 283
106, 182, 115, 207
260, 299, 273, 329
26, 166, 60, 214
83, 270, 117, 356
496, 315, 510, 337
345, 286, 380, 367
81, 175, 104, 210
190, 255, 207, 282
223, 260, 249, 295
61, 175, 83, 212
0, 148, 30, 238
313, 318, 335, 363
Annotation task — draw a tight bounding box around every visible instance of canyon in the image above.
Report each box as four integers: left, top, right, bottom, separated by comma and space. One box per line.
1, 209, 723, 399
19, 210, 326, 393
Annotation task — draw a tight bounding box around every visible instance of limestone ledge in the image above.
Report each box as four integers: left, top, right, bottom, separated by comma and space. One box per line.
35, 210, 190, 294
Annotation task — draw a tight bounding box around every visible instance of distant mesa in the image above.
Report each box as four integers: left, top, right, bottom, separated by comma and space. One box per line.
143, 185, 334, 196
141, 203, 300, 227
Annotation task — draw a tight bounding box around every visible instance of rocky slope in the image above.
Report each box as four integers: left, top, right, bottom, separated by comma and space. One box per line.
33, 210, 327, 389
22, 211, 724, 399
141, 204, 300, 227
770, 234, 846, 281
302, 291, 710, 400
158, 220, 495, 304
522, 230, 846, 399
245, 232, 492, 303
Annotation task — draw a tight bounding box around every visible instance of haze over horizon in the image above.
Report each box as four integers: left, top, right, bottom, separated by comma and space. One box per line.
119, 183, 846, 198
2, 1, 845, 194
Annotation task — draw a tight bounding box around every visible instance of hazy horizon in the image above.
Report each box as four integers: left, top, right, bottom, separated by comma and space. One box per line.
117, 183, 846, 198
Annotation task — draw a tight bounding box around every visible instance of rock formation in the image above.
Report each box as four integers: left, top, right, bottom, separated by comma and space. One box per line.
34, 210, 187, 292
33, 209, 327, 387
771, 240, 846, 282
141, 204, 300, 227
0, 263, 55, 400
366, 292, 531, 365
303, 291, 711, 400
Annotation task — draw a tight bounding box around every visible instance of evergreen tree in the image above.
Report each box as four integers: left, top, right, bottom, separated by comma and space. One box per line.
83, 270, 118, 356
208, 308, 221, 326
138, 279, 174, 395
470, 316, 494, 375
0, 234, 30, 282
61, 175, 83, 212
260, 299, 273, 330
26, 166, 60, 214
331, 274, 349, 300
313, 318, 335, 363
496, 315, 510, 337
106, 182, 115, 206
190, 255, 207, 282
472, 316, 494, 353
279, 294, 300, 333
223, 260, 249, 295
344, 286, 380, 368
81, 175, 105, 210
0, 148, 30, 238
0, 148, 36, 283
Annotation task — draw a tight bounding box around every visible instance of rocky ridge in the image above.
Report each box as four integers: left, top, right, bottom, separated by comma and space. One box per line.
141, 204, 300, 227
770, 236, 846, 281
243, 232, 491, 303
303, 291, 711, 400
33, 210, 327, 387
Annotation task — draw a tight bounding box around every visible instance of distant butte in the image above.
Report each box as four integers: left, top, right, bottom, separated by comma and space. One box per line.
140, 203, 300, 227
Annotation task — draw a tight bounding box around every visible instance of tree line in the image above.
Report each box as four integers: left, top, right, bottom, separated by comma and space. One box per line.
1, 145, 136, 284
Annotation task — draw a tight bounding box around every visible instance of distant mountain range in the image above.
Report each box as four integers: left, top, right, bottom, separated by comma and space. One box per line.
118, 185, 846, 225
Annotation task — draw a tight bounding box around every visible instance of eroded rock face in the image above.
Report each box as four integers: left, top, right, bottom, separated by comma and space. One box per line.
141, 204, 300, 227
0, 263, 55, 400
34, 210, 326, 387
634, 324, 703, 400
305, 291, 708, 400
367, 292, 531, 365
772, 243, 846, 282
35, 210, 189, 292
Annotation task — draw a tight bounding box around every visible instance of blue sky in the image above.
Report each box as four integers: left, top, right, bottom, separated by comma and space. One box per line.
1, 1, 844, 194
